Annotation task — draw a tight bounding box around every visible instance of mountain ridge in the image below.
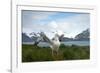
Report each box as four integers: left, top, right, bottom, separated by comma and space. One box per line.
22, 28, 90, 42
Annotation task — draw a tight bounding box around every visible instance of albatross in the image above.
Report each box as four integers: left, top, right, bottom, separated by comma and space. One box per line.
40, 32, 64, 56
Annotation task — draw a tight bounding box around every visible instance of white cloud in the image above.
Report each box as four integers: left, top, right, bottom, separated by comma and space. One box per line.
22, 11, 90, 38
52, 13, 90, 37
32, 12, 56, 20
48, 21, 58, 29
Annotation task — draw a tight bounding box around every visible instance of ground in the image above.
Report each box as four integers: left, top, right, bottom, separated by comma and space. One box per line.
22, 44, 90, 62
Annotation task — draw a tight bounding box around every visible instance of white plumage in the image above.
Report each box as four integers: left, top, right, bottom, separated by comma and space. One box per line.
40, 32, 64, 56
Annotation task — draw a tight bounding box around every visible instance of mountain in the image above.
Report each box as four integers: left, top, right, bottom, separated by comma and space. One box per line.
22, 28, 90, 43
75, 29, 90, 41
61, 37, 74, 41
22, 33, 33, 42
31, 36, 38, 41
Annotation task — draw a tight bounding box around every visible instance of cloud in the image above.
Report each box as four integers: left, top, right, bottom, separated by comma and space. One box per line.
48, 21, 58, 29
32, 12, 57, 20
53, 13, 90, 37
22, 11, 58, 31
22, 11, 90, 38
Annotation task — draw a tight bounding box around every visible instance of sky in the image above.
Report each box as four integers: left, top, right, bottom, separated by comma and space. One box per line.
22, 10, 90, 38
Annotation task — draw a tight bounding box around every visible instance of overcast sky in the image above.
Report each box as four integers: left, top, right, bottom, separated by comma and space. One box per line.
22, 10, 90, 38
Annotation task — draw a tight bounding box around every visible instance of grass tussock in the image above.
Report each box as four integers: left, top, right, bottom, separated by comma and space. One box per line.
22, 44, 90, 62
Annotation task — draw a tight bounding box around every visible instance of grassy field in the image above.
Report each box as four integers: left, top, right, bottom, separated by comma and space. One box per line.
22, 44, 90, 62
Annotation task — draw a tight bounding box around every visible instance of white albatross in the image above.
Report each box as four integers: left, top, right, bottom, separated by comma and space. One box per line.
40, 32, 64, 56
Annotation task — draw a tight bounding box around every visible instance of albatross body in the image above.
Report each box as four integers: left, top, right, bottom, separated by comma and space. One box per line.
40, 32, 63, 56
50, 34, 60, 55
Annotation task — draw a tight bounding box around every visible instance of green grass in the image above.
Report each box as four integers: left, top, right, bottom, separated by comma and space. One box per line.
22, 44, 90, 62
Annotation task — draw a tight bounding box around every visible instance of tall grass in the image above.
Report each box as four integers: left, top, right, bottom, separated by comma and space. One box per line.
22, 44, 90, 62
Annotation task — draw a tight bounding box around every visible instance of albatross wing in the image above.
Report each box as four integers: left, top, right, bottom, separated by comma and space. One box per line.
40, 32, 52, 44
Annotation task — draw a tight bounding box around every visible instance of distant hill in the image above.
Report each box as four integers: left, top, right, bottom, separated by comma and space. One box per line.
75, 29, 90, 41
22, 29, 90, 43
60, 29, 90, 41
31, 36, 38, 41
22, 33, 33, 42
61, 37, 73, 41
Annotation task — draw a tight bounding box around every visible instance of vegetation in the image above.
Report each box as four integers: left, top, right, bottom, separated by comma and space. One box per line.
22, 44, 90, 62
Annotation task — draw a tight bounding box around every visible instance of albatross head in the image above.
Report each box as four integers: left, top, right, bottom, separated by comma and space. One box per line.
53, 32, 64, 42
